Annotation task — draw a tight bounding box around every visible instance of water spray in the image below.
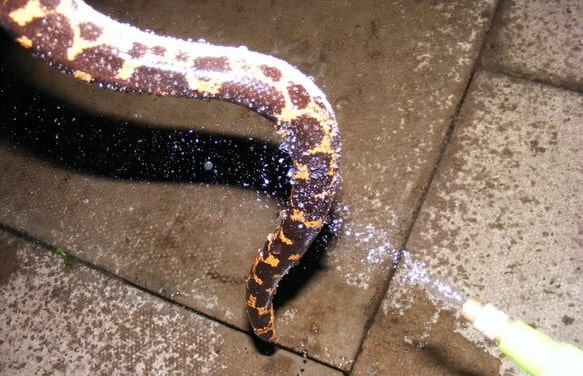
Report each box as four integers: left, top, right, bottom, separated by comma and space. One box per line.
397, 251, 583, 376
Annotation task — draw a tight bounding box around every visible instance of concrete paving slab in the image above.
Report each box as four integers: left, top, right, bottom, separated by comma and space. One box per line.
481, 0, 583, 91
351, 289, 500, 376
0, 231, 341, 375
0, 0, 497, 371
354, 69, 582, 375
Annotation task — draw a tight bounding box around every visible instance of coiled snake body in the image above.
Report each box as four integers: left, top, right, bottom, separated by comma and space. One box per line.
0, 0, 341, 342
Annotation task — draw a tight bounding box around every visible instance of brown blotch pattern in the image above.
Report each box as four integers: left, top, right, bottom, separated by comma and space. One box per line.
26, 15, 74, 60
287, 83, 310, 109
150, 45, 166, 56
73, 45, 125, 81
260, 64, 282, 82
79, 21, 102, 41
219, 79, 286, 117
193, 56, 230, 72
125, 66, 190, 96
40, 0, 60, 8
129, 42, 147, 58
290, 114, 326, 151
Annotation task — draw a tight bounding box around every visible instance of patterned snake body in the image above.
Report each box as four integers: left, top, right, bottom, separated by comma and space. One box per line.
0, 0, 341, 342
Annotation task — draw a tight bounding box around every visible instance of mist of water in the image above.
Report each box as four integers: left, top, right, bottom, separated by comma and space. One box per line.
397, 250, 466, 312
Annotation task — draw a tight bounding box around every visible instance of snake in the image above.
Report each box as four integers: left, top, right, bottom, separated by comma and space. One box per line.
0, 0, 341, 342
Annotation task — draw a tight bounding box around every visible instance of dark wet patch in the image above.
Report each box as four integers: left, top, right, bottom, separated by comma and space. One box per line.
0, 31, 292, 199
0, 233, 19, 284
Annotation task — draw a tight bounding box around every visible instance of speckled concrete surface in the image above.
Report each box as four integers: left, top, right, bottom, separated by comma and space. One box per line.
0, 0, 581, 375
481, 0, 582, 91
0, 232, 340, 375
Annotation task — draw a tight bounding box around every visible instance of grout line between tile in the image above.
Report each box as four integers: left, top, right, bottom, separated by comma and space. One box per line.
481, 66, 583, 94
346, 1, 503, 373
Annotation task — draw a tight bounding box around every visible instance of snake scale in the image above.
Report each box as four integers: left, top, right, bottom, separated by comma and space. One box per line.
0, 0, 341, 342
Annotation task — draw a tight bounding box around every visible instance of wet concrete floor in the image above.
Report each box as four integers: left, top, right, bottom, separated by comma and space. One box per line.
0, 0, 581, 375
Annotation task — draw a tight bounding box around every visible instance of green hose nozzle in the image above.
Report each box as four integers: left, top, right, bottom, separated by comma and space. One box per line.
462, 298, 583, 376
